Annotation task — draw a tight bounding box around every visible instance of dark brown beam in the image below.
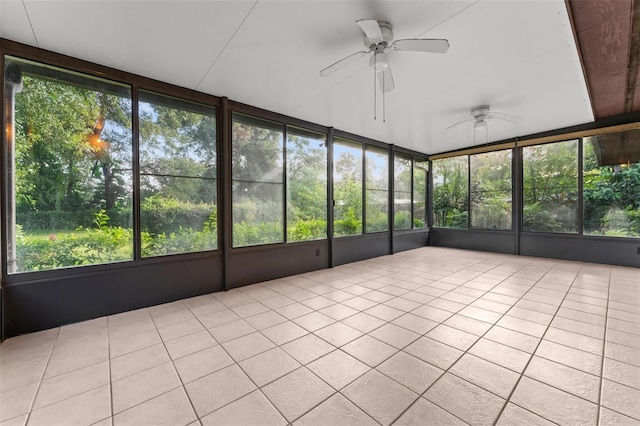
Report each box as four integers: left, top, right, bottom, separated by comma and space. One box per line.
625, 0, 640, 111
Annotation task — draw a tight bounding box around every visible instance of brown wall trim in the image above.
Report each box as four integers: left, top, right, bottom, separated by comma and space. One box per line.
429, 112, 640, 158
516, 122, 640, 147
429, 142, 516, 160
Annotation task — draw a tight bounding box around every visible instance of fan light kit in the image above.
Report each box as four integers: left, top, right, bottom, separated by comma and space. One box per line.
446, 105, 522, 144
320, 19, 449, 122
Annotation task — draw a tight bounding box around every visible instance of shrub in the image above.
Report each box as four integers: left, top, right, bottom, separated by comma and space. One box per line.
334, 207, 361, 236
141, 195, 214, 235
288, 219, 327, 242
233, 221, 283, 247
394, 210, 411, 230
523, 203, 564, 232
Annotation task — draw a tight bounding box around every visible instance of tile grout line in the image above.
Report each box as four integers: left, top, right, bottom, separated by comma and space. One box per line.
197, 257, 480, 425
106, 318, 114, 426
185, 299, 296, 425
22, 327, 59, 426
146, 310, 201, 424
425, 262, 602, 423
6, 251, 634, 426
596, 267, 613, 426
490, 262, 589, 426
222, 287, 385, 425
196, 259, 630, 424
278, 256, 625, 424
387, 257, 549, 425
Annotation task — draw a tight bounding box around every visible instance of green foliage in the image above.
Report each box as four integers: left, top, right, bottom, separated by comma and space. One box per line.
93, 209, 110, 230
394, 210, 411, 230
469, 151, 512, 230
432, 157, 468, 228
583, 162, 640, 237
233, 221, 283, 247
16, 211, 132, 271
141, 195, 215, 235
16, 208, 220, 269
471, 197, 511, 230
523, 203, 564, 232
445, 209, 469, 229
287, 219, 327, 242
334, 207, 362, 237
523, 141, 578, 233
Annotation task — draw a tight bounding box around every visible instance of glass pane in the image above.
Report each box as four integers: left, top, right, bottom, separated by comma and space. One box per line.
523, 140, 578, 233
334, 139, 363, 237
470, 150, 512, 230
432, 156, 469, 228
583, 131, 640, 237
413, 160, 428, 229
139, 91, 217, 257
6, 56, 133, 273
366, 146, 389, 233
232, 113, 284, 247
286, 127, 327, 242
394, 154, 412, 230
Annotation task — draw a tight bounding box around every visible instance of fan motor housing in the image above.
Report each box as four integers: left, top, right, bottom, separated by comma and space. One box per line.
363, 21, 393, 49
471, 105, 490, 118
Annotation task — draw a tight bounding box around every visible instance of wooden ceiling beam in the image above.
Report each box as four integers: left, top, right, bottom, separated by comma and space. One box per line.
568, 0, 635, 118
625, 0, 640, 112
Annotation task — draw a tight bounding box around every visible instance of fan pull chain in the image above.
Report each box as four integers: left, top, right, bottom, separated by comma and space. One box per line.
383, 77, 386, 123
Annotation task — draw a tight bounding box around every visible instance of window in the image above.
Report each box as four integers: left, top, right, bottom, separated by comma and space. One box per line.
286, 127, 327, 242
394, 154, 412, 230
365, 146, 389, 232
333, 139, 363, 237
583, 131, 640, 237
6, 56, 133, 272
470, 149, 512, 230
138, 91, 217, 256
523, 140, 578, 233
432, 156, 469, 228
232, 114, 284, 247
413, 160, 428, 228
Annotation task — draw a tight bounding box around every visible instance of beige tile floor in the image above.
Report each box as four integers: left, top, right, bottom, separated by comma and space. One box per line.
1, 247, 639, 426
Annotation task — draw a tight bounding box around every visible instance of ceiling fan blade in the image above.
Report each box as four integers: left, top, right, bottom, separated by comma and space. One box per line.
357, 19, 383, 42
390, 39, 450, 54
445, 118, 474, 130
486, 112, 523, 124
320, 50, 369, 77
377, 66, 395, 92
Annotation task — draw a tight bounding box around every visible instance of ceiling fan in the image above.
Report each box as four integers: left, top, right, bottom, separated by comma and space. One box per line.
446, 105, 522, 144
320, 19, 450, 121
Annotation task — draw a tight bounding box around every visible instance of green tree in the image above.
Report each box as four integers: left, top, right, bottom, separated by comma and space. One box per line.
334, 143, 363, 236
523, 141, 578, 233
432, 156, 468, 228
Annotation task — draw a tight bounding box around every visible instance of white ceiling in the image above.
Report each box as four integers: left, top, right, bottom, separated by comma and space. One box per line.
0, 0, 594, 154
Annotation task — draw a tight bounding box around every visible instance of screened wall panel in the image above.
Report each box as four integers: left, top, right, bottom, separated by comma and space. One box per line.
413, 160, 428, 228
432, 156, 469, 228
6, 56, 133, 273
470, 149, 512, 230
523, 140, 578, 233
139, 91, 217, 256
583, 131, 640, 238
231, 114, 284, 247
394, 154, 412, 230
286, 127, 327, 242
333, 139, 363, 237
365, 146, 389, 233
